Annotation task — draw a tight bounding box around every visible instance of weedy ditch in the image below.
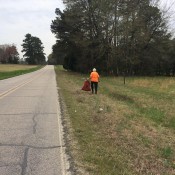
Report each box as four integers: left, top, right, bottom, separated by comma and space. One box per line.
55, 66, 175, 175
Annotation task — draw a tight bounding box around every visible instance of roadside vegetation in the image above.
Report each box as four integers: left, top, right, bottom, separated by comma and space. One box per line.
55, 66, 175, 175
0, 64, 43, 80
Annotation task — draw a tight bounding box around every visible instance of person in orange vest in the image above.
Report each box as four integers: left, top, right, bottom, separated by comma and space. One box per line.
90, 68, 100, 94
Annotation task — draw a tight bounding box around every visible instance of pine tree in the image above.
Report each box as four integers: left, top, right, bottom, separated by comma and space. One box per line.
51, 0, 172, 75
21, 34, 46, 65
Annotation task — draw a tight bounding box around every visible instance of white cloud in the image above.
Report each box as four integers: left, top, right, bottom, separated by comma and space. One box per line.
0, 0, 65, 59
0, 0, 62, 12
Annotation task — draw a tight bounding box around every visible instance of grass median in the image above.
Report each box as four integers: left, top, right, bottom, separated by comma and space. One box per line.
0, 64, 43, 80
55, 65, 175, 175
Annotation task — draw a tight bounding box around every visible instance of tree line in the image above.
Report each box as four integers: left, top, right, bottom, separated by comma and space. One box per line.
50, 0, 175, 76
0, 44, 19, 64
0, 34, 46, 65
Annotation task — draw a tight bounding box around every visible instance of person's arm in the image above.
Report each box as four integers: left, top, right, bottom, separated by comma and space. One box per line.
89, 72, 92, 81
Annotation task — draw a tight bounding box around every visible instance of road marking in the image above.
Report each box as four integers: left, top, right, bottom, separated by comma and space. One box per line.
56, 98, 67, 175
0, 69, 47, 99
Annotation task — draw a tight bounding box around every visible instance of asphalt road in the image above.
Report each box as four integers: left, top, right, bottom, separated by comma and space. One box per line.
0, 65, 70, 175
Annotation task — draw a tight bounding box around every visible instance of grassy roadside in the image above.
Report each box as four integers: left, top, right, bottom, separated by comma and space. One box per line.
55, 66, 175, 175
0, 64, 43, 80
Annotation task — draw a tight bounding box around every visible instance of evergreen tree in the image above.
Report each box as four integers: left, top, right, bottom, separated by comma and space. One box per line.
51, 0, 173, 75
21, 34, 46, 65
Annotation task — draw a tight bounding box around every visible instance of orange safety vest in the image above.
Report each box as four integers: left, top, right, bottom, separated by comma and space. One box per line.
90, 72, 99, 82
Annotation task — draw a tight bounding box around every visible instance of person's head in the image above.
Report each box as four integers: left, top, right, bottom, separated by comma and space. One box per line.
93, 68, 96, 72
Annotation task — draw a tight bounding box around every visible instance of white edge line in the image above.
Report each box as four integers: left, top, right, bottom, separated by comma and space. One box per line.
56, 98, 67, 175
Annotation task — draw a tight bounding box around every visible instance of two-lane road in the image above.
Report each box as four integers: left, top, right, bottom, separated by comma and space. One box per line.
0, 66, 69, 175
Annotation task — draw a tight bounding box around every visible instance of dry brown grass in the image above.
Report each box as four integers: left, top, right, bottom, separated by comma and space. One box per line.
130, 77, 175, 92
0, 64, 37, 72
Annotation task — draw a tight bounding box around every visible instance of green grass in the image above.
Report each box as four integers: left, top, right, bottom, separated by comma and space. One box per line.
55, 66, 175, 175
0, 64, 43, 80
160, 147, 173, 159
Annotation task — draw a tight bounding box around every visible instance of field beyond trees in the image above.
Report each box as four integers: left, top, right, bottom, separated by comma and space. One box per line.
0, 64, 42, 80
55, 66, 175, 175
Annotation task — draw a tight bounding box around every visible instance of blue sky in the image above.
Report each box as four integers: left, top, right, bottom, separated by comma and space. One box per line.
0, 0, 174, 59
0, 0, 65, 59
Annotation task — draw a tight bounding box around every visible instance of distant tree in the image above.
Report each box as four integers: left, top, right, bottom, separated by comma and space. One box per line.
21, 34, 35, 64
21, 33, 46, 65
47, 53, 56, 65
0, 44, 19, 64
0, 47, 4, 63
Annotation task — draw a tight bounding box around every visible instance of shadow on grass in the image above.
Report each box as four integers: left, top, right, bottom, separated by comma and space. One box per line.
109, 92, 135, 104
109, 91, 170, 129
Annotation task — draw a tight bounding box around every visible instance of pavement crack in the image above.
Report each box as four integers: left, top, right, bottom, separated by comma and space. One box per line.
0, 143, 64, 149
21, 147, 29, 175
32, 113, 38, 134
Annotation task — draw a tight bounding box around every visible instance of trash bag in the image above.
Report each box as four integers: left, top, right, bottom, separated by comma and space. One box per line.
82, 80, 91, 91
